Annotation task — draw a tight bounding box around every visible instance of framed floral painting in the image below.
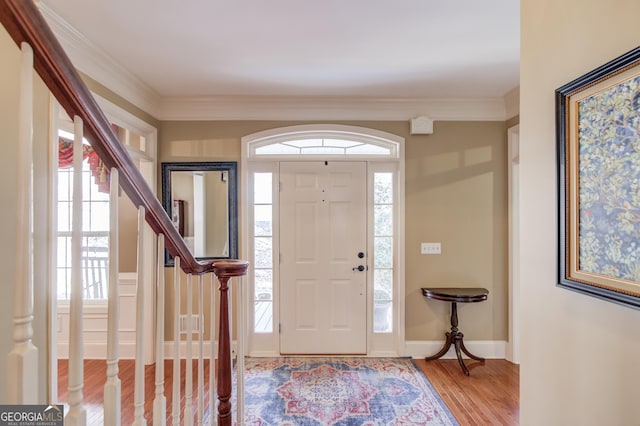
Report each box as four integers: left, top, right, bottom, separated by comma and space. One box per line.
556, 46, 640, 308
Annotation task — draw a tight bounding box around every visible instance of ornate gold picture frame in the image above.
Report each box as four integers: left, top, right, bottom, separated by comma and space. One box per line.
556, 46, 640, 307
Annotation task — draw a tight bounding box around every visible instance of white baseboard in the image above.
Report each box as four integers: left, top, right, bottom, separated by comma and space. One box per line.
368, 350, 402, 358
57, 340, 506, 361
163, 340, 238, 359
404, 340, 507, 359
57, 341, 137, 360
246, 350, 280, 357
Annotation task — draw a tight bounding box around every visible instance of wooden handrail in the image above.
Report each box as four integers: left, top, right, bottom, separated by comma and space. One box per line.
0, 0, 211, 275
2, 3, 251, 422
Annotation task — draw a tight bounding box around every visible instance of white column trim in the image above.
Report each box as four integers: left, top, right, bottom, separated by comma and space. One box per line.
507, 124, 521, 364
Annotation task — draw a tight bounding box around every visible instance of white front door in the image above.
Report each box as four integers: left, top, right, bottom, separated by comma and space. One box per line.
279, 161, 367, 354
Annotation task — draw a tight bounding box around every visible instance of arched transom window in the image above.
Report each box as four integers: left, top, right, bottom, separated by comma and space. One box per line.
246, 124, 401, 159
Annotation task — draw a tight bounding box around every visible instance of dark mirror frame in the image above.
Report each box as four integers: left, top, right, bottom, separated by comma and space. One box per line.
161, 161, 238, 266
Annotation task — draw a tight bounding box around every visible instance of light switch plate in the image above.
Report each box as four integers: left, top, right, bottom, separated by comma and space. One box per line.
421, 242, 441, 254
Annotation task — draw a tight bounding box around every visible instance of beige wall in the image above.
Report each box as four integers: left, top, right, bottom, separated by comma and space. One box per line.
118, 190, 139, 272
520, 0, 640, 424
80, 72, 160, 130
405, 121, 507, 340
160, 120, 508, 342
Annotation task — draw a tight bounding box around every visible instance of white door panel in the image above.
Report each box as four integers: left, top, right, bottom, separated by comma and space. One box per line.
293, 279, 319, 330
280, 161, 367, 354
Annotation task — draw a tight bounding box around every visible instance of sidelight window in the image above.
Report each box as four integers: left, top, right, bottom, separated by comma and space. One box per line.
253, 172, 274, 333
373, 172, 394, 333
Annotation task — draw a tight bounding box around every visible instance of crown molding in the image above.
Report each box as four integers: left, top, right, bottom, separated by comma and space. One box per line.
158, 96, 507, 121
38, 5, 509, 122
39, 3, 162, 118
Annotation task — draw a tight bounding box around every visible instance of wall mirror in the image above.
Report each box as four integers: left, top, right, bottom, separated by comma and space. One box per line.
161, 162, 238, 266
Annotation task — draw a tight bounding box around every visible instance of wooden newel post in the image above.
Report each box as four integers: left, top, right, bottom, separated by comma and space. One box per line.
216, 274, 232, 426
213, 260, 249, 426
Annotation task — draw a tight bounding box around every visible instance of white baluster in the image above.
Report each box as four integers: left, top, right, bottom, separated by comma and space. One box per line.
104, 168, 121, 426
172, 257, 181, 426
7, 41, 38, 405
185, 274, 194, 426
133, 206, 147, 426
154, 234, 167, 425
198, 275, 204, 426
44, 84, 60, 404
208, 273, 216, 426
237, 274, 245, 425
65, 116, 86, 426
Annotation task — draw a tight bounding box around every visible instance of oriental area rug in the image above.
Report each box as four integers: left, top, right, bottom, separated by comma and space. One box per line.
229, 357, 459, 426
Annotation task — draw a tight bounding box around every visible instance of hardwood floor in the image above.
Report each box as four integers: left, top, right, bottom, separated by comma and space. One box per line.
58, 359, 214, 424
415, 358, 519, 425
58, 357, 519, 425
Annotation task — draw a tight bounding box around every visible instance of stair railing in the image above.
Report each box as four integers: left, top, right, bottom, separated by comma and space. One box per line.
0, 0, 248, 424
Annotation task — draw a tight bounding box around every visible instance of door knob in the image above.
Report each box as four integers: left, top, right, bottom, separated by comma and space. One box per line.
357, 252, 365, 258
352, 265, 365, 272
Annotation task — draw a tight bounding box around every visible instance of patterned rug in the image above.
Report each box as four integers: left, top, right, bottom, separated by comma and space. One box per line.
232, 357, 459, 425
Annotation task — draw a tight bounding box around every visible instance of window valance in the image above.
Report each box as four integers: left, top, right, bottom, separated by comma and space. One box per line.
58, 137, 110, 193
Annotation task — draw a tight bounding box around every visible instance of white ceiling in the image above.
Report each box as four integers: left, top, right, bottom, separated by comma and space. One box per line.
40, 0, 520, 120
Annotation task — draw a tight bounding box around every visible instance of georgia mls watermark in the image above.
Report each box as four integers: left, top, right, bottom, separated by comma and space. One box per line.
0, 405, 63, 426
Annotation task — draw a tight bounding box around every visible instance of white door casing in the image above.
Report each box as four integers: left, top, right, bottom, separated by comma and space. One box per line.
279, 161, 367, 354
241, 124, 405, 357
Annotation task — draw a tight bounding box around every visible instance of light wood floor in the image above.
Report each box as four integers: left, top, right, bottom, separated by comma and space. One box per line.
58, 357, 519, 425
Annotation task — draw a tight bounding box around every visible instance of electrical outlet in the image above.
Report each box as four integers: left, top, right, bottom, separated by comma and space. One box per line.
421, 242, 441, 254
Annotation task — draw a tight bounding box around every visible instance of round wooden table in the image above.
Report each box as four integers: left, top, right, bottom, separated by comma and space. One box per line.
421, 287, 489, 376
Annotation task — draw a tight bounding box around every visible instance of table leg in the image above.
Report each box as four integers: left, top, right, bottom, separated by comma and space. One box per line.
425, 301, 459, 362
425, 301, 485, 375
460, 337, 485, 362
425, 331, 453, 361
452, 334, 470, 376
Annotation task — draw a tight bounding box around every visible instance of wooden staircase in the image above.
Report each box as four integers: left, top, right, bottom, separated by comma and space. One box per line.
0, 0, 248, 424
